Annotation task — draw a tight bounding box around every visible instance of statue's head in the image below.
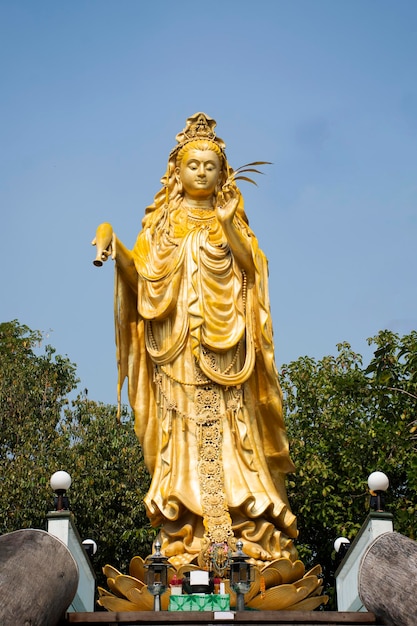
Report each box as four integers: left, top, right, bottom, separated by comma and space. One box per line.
143, 113, 247, 227
166, 113, 229, 203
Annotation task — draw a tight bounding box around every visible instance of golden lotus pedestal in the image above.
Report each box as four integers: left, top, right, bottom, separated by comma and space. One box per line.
97, 558, 328, 612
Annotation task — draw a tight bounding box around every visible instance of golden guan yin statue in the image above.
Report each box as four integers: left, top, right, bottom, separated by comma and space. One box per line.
93, 113, 327, 611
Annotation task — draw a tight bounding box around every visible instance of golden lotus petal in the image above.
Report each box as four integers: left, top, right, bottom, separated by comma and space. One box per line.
262, 558, 305, 584
304, 563, 322, 578
98, 596, 141, 612
107, 578, 126, 598
247, 582, 310, 610
129, 556, 146, 583
293, 574, 321, 595
113, 574, 144, 597
97, 586, 114, 598
103, 564, 122, 579
260, 566, 283, 588
126, 586, 155, 610
286, 594, 329, 611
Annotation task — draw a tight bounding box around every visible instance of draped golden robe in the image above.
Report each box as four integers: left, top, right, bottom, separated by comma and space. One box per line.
115, 201, 298, 564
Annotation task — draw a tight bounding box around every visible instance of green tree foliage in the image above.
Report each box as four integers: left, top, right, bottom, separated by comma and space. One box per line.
281, 331, 417, 606
0, 320, 154, 584
0, 320, 78, 531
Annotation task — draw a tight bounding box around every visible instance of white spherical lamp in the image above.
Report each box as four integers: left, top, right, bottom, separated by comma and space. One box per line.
368, 471, 389, 512
50, 471, 72, 492
50, 471, 72, 511
334, 537, 351, 554
368, 471, 389, 493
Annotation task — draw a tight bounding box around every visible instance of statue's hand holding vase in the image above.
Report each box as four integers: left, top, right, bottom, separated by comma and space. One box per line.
92, 222, 114, 266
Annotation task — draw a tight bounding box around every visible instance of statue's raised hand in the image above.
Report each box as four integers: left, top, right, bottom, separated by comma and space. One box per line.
91, 222, 114, 266
216, 184, 239, 225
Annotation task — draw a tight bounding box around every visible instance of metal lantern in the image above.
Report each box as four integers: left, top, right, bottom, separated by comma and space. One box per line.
144, 540, 169, 611
229, 540, 253, 611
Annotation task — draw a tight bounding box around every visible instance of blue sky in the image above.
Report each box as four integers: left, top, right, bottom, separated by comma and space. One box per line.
1, 0, 417, 406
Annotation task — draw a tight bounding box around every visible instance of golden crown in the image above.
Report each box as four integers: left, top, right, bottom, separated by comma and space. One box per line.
170, 112, 226, 158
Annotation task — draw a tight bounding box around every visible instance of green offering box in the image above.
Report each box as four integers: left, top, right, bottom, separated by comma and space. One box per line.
169, 593, 230, 611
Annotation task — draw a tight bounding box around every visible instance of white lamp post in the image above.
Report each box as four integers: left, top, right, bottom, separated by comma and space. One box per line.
367, 471, 389, 512
82, 539, 98, 558
334, 536, 351, 563
50, 471, 72, 511
334, 537, 351, 554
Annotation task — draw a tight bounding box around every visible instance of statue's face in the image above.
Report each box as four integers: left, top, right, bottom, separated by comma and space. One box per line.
177, 149, 221, 200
